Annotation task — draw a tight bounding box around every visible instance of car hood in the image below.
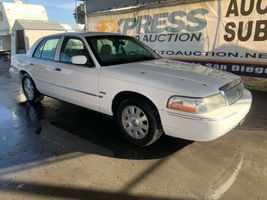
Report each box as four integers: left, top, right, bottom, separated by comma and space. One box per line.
104, 59, 239, 97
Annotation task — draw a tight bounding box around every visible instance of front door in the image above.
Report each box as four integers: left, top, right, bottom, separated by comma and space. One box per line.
49, 36, 99, 110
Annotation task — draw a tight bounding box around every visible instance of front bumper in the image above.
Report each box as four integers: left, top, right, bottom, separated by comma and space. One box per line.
161, 89, 252, 141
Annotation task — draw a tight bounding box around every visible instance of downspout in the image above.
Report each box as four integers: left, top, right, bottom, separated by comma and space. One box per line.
212, 0, 222, 51
84, 0, 87, 31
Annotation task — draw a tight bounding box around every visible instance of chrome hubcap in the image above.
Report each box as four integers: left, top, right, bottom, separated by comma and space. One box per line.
122, 105, 149, 139
23, 78, 34, 100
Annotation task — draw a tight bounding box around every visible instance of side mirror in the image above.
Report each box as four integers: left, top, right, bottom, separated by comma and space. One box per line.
71, 55, 87, 65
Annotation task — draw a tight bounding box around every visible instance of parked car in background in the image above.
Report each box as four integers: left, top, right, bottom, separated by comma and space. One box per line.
9, 32, 252, 146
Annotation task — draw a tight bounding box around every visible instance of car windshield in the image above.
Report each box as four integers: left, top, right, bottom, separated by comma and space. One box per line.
86, 35, 160, 66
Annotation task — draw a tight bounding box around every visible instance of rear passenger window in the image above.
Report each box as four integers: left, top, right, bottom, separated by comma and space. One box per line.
33, 40, 45, 58
41, 38, 60, 60
33, 37, 60, 60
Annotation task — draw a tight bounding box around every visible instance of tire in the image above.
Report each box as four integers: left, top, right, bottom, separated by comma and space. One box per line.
22, 74, 44, 103
117, 97, 163, 146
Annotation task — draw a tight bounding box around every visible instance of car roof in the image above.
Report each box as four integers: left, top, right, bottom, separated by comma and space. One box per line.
27, 31, 128, 57
48, 31, 125, 38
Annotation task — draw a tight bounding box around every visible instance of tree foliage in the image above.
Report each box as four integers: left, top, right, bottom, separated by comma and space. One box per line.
74, 3, 85, 24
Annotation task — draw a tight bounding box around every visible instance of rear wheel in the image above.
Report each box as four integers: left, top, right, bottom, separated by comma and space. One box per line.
22, 74, 44, 103
117, 98, 163, 146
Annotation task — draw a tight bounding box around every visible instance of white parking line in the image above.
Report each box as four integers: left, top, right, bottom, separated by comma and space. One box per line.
206, 155, 244, 200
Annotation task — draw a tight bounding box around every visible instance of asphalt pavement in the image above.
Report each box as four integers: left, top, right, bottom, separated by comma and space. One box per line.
0, 55, 267, 200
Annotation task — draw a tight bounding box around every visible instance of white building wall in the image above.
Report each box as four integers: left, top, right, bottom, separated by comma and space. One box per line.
0, 1, 48, 51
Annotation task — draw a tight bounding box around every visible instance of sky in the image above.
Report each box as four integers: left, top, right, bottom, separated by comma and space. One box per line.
1, 0, 81, 24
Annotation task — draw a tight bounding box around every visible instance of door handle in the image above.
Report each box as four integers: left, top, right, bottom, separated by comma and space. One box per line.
54, 67, 61, 72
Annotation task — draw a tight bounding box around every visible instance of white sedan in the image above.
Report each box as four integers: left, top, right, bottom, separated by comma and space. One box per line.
9, 32, 252, 146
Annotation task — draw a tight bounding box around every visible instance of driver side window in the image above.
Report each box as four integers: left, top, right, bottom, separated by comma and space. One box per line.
59, 37, 94, 66
124, 40, 149, 56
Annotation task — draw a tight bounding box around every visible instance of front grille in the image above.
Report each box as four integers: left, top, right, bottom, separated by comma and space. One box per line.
220, 79, 244, 105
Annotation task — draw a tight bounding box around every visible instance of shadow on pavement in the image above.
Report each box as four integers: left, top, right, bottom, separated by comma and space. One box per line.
0, 178, 195, 200
27, 100, 193, 160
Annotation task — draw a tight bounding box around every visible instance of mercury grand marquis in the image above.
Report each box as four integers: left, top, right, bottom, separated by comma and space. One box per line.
9, 32, 252, 146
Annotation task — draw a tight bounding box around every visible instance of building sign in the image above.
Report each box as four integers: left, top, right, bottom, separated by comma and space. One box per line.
85, 0, 159, 13
87, 0, 267, 77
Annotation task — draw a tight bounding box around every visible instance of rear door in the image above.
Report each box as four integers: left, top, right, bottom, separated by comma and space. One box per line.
29, 36, 61, 96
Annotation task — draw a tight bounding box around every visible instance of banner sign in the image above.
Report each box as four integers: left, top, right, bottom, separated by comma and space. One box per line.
85, 0, 159, 13
87, 0, 267, 77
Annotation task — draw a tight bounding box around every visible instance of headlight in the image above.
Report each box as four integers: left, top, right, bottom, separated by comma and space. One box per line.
167, 93, 227, 113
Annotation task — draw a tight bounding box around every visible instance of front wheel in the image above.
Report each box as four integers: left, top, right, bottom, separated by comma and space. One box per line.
117, 98, 163, 146
22, 74, 44, 103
